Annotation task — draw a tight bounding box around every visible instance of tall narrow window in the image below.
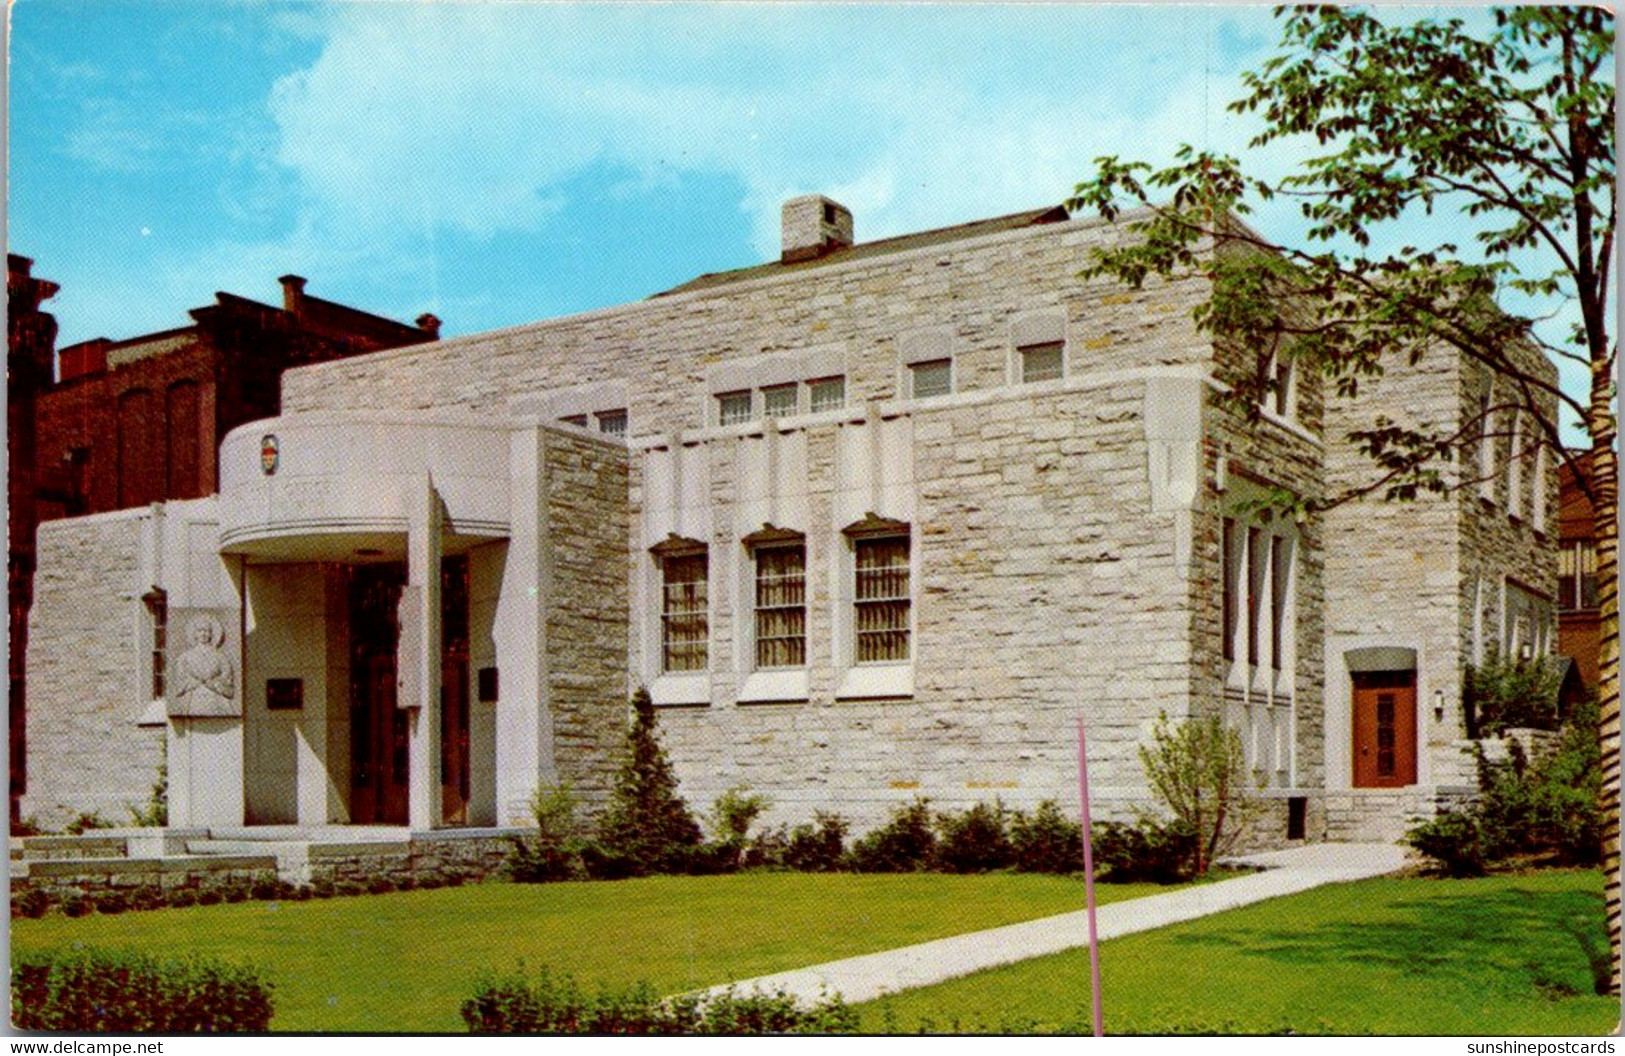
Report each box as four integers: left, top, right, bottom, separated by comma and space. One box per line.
909, 359, 952, 399
1476, 381, 1496, 500
1270, 356, 1293, 418
1270, 535, 1289, 672
1246, 526, 1264, 667
1560, 540, 1599, 610
165, 380, 200, 499
660, 550, 708, 672
1019, 342, 1065, 383
854, 534, 911, 663
808, 376, 846, 413
754, 542, 806, 669
143, 588, 168, 699
1222, 518, 1238, 662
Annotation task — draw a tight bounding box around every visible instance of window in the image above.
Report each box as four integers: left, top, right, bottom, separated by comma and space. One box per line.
909, 359, 952, 399
559, 414, 588, 428
143, 588, 168, 699
659, 550, 709, 672
1476, 381, 1496, 500
763, 383, 799, 418
1559, 540, 1599, 611
854, 534, 911, 663
1269, 355, 1293, 418
1506, 410, 1524, 515
1270, 536, 1290, 672
717, 391, 753, 427
1019, 342, 1065, 383
753, 542, 806, 669
1221, 519, 1238, 662
1246, 526, 1264, 667
808, 376, 846, 413
595, 409, 628, 437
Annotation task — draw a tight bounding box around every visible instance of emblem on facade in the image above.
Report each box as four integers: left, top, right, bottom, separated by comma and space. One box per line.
260, 434, 279, 475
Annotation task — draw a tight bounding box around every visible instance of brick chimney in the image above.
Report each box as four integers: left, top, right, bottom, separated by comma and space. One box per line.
781, 195, 853, 263
278, 274, 308, 315
414, 313, 442, 339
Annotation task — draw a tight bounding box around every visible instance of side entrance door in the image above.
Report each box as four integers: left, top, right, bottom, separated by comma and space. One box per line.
1351, 670, 1417, 787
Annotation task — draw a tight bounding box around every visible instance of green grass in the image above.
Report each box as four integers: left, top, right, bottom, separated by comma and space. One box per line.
861, 870, 1616, 1036
11, 872, 1163, 1033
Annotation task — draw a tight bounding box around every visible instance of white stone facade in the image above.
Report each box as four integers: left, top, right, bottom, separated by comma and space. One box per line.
21, 202, 1556, 843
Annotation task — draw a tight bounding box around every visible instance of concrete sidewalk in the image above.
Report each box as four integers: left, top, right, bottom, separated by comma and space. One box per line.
705, 841, 1412, 1006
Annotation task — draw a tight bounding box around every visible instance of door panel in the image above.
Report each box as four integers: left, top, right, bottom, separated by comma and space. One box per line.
1352, 670, 1417, 787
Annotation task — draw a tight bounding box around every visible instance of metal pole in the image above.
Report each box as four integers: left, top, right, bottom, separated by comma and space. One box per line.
1077, 715, 1104, 1037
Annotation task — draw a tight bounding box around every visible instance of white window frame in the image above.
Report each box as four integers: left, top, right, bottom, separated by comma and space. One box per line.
835, 516, 914, 699
737, 528, 811, 703
762, 383, 800, 419
648, 536, 711, 706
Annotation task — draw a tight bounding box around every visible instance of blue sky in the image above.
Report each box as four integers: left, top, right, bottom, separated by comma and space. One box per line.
6, 2, 1600, 440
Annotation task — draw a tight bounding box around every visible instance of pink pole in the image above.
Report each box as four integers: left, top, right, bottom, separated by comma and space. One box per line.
1077, 715, 1104, 1037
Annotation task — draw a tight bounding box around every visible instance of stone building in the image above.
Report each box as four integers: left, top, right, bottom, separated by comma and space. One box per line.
9, 268, 440, 822
20, 197, 1557, 846
1556, 449, 1602, 690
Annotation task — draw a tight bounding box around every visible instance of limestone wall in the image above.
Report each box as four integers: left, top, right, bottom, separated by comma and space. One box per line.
280, 214, 1212, 438
22, 510, 163, 828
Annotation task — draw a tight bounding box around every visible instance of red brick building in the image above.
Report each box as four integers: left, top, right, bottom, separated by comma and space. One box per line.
8, 260, 439, 820
1557, 448, 1601, 688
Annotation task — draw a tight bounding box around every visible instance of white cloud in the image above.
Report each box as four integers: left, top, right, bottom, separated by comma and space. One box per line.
264, 5, 1279, 257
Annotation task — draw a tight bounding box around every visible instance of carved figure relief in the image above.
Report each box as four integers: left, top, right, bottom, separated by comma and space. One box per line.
167, 613, 238, 718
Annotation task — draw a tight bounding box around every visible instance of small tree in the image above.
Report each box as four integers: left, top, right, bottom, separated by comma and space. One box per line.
595, 688, 702, 874
1138, 713, 1260, 877
1465, 647, 1564, 737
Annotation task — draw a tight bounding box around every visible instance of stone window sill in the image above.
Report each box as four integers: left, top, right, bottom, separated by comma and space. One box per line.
836, 664, 913, 701
737, 669, 809, 704
650, 672, 710, 707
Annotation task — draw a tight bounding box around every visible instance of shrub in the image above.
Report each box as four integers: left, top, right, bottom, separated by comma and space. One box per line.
1406, 810, 1487, 877
706, 786, 771, 870
783, 812, 849, 872
168, 888, 199, 909
127, 762, 168, 828
932, 801, 1014, 873
12, 947, 273, 1032
506, 783, 585, 883
1465, 647, 1563, 736
1139, 712, 1260, 876
64, 812, 113, 836
460, 965, 856, 1034
12, 815, 42, 837
594, 689, 704, 876
59, 896, 91, 918
849, 799, 936, 872
250, 875, 282, 901
12, 888, 49, 919
308, 877, 336, 899
1410, 695, 1603, 874
576, 839, 641, 881
195, 888, 224, 907
92, 891, 129, 915
1008, 800, 1084, 874
742, 824, 790, 869
1091, 818, 1197, 883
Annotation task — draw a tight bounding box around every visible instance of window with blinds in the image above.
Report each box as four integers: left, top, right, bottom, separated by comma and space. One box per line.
754, 543, 806, 669
855, 535, 911, 663
660, 551, 708, 672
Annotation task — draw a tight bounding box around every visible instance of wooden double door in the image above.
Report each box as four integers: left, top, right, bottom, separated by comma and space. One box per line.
1351, 670, 1417, 788
348, 559, 471, 825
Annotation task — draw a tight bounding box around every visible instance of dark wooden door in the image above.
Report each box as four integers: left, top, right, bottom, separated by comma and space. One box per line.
349, 565, 409, 825
1352, 670, 1417, 787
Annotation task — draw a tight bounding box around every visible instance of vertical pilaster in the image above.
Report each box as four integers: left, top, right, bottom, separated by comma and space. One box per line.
406, 472, 444, 830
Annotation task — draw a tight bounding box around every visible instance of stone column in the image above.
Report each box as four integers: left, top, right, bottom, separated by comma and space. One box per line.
404, 473, 444, 830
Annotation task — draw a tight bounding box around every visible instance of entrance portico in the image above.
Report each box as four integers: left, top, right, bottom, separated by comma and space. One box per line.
209, 413, 515, 830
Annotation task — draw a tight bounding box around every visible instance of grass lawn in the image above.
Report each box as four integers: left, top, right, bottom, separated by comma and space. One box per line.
11, 871, 1164, 1033
861, 869, 1616, 1036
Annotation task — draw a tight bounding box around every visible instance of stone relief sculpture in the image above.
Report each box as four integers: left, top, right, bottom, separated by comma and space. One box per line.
167, 613, 238, 718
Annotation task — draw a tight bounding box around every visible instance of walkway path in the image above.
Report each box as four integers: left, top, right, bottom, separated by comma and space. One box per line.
704, 841, 1411, 1006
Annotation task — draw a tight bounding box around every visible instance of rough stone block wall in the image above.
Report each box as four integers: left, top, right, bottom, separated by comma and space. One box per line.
280, 215, 1213, 440
22, 511, 163, 829
641, 379, 1200, 833
542, 429, 630, 806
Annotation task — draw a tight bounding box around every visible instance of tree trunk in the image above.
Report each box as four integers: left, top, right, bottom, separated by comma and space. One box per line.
1586, 383, 1619, 996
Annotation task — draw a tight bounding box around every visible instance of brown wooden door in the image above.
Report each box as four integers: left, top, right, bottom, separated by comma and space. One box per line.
1352, 670, 1417, 787
349, 564, 409, 825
